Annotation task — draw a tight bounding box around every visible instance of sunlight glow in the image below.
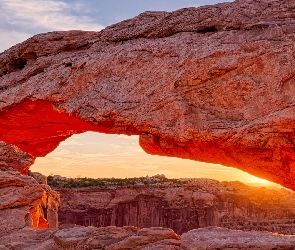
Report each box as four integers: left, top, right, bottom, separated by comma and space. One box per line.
30, 132, 281, 187
254, 178, 270, 183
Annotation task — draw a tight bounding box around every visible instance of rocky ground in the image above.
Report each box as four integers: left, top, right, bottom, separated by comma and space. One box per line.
2, 225, 295, 250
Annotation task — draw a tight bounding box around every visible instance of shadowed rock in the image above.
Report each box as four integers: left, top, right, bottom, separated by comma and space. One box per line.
1, 0, 295, 190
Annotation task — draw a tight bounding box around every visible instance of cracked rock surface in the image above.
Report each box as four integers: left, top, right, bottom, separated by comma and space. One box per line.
1, 0, 295, 189
1, 225, 295, 250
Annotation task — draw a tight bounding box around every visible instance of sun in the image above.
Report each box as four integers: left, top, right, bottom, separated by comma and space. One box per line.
248, 175, 271, 184
255, 178, 270, 183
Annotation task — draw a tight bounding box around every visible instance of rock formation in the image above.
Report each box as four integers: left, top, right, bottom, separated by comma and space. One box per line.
181, 227, 295, 250
0, 142, 60, 235
0, 169, 60, 237
0, 142, 35, 174
0, 225, 181, 250
1, 225, 295, 250
56, 178, 295, 235
1, 0, 295, 189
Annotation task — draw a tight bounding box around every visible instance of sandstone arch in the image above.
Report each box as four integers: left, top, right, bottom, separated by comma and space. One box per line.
1, 0, 295, 189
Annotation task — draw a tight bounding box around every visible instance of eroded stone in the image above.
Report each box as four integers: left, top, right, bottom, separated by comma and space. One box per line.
181, 227, 295, 250
1, 1, 295, 190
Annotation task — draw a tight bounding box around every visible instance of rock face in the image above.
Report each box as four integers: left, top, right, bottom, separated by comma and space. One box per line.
0, 226, 181, 250
0, 170, 60, 236
40, 184, 60, 229
0, 1, 295, 190
29, 171, 47, 184
0, 143, 59, 234
57, 179, 295, 235
1, 225, 295, 250
0, 142, 35, 174
181, 227, 295, 250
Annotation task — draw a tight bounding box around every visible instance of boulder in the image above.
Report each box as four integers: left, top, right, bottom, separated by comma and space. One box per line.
105, 227, 180, 250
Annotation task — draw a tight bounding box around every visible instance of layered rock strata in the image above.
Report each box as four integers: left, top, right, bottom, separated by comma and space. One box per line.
0, 170, 60, 236
56, 179, 295, 235
0, 142, 35, 174
0, 226, 181, 250
1, 0, 295, 188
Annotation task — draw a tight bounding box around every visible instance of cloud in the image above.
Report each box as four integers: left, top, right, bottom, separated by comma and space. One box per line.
61, 140, 80, 146
110, 144, 122, 149
0, 0, 104, 52
0, 29, 32, 52
1, 0, 104, 31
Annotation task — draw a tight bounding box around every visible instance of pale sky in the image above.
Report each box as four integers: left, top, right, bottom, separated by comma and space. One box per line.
1, 0, 278, 185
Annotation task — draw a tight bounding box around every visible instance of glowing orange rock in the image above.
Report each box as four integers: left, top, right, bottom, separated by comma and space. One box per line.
1, 0, 295, 189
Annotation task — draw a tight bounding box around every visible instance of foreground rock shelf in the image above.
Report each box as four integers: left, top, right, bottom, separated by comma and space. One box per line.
1, 226, 295, 250
1, 0, 295, 189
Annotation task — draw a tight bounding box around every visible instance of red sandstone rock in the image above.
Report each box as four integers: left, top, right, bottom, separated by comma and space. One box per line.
0, 227, 57, 250
0, 142, 34, 174
0, 1, 295, 189
0, 170, 45, 236
181, 227, 295, 249
40, 184, 60, 228
105, 227, 180, 250
2, 225, 295, 249
29, 171, 47, 185
0, 170, 59, 236
57, 180, 295, 235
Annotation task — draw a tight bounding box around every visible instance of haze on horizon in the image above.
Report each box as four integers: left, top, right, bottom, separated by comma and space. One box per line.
31, 132, 277, 186
1, 0, 280, 186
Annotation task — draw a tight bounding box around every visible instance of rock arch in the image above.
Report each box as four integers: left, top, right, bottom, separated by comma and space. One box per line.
1, 0, 295, 190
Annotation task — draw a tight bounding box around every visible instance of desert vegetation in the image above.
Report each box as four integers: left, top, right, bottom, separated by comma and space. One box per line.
47, 174, 185, 189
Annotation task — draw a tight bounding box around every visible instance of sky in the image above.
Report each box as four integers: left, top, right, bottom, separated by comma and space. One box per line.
1, 0, 280, 185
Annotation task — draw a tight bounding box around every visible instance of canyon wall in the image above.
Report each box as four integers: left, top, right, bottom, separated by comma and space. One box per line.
57, 180, 295, 235
1, 0, 295, 189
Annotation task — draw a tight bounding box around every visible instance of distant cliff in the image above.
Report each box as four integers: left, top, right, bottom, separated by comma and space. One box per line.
55, 178, 295, 235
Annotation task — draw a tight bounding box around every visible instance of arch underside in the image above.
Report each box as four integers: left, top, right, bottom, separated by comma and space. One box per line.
1, 98, 295, 190
2, 0, 295, 190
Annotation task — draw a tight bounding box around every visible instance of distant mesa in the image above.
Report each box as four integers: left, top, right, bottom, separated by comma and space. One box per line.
48, 174, 295, 236
1, 0, 295, 192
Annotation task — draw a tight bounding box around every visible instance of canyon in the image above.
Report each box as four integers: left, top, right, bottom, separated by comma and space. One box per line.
2, 171, 295, 249
53, 176, 295, 235
2, 0, 295, 248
